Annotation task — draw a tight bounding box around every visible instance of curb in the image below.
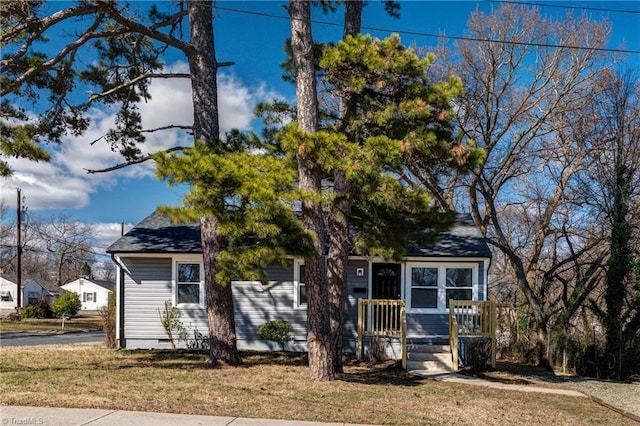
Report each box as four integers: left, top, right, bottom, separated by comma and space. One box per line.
589, 396, 640, 423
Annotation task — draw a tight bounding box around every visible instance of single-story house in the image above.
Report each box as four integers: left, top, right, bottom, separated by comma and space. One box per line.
107, 211, 493, 369
0, 275, 57, 311
61, 278, 115, 311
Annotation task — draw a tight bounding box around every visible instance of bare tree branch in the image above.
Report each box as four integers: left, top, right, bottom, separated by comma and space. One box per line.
87, 73, 191, 102
85, 146, 187, 174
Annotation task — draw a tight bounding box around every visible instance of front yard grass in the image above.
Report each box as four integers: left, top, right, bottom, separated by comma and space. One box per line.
0, 314, 102, 333
0, 345, 634, 425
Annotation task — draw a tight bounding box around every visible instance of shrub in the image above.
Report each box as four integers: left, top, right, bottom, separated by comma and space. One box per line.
99, 293, 116, 349
51, 292, 82, 317
158, 300, 187, 349
4, 312, 21, 321
33, 299, 53, 318
368, 336, 388, 364
466, 337, 493, 373
21, 305, 38, 318
257, 320, 292, 351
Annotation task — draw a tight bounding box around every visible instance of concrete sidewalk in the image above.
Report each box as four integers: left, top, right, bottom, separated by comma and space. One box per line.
0, 406, 375, 426
410, 370, 586, 397
436, 374, 586, 397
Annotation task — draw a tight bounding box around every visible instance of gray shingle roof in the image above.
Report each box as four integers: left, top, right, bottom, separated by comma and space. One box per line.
0, 275, 59, 294
406, 214, 492, 258
106, 212, 201, 254
107, 212, 491, 258
91, 279, 116, 292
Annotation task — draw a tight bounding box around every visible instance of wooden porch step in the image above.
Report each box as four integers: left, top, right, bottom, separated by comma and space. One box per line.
406, 355, 454, 373
406, 342, 454, 373
407, 348, 452, 362
407, 344, 451, 354
406, 337, 449, 346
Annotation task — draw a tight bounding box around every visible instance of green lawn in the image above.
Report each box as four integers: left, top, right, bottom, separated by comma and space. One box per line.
0, 345, 634, 425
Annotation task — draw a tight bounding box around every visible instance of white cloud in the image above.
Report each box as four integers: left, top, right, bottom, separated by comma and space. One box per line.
91, 221, 133, 253
1, 65, 283, 211
1, 158, 92, 210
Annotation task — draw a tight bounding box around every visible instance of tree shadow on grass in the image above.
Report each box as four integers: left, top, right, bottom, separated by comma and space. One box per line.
114, 349, 309, 370
340, 358, 425, 387
469, 360, 624, 386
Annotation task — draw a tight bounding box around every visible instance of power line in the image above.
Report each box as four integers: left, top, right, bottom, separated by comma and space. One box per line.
1, 243, 110, 259
214, 5, 640, 55
489, 1, 640, 15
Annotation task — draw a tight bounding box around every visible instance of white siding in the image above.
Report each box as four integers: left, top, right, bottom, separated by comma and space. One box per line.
0, 278, 17, 310
61, 279, 112, 311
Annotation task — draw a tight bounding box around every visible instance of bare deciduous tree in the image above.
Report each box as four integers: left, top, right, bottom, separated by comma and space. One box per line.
32, 214, 97, 286
432, 4, 614, 364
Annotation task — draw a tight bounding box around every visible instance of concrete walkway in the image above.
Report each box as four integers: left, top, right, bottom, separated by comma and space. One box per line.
410, 371, 587, 397
0, 406, 375, 426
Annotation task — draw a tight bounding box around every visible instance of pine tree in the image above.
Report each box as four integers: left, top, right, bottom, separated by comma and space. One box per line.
2, 1, 249, 366
277, 19, 483, 378
287, 0, 334, 381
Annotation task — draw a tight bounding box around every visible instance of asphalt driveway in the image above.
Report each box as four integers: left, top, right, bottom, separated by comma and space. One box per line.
0, 330, 105, 347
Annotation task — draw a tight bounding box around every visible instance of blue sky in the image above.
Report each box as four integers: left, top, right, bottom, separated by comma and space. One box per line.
1, 1, 639, 259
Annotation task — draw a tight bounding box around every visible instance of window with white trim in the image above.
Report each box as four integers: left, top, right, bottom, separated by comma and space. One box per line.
410, 267, 438, 309
177, 262, 201, 305
407, 263, 477, 311
445, 267, 473, 308
294, 261, 306, 309
83, 292, 96, 302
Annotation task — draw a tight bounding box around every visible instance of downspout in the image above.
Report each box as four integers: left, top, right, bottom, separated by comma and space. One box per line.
485, 256, 492, 301
111, 254, 126, 349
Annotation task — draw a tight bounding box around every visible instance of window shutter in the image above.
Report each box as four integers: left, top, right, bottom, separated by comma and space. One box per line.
83, 292, 87, 302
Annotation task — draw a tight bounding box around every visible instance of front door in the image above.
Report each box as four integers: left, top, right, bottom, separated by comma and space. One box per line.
371, 263, 402, 332
372, 263, 401, 300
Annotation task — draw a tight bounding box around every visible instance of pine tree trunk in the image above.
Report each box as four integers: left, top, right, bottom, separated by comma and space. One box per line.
288, 0, 334, 381
328, 0, 362, 374
187, 1, 219, 144
342, 0, 362, 39
201, 216, 241, 365
187, 1, 240, 366
328, 181, 349, 373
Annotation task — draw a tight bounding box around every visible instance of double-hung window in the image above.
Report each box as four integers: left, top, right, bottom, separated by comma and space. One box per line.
177, 262, 201, 305
294, 261, 306, 309
410, 267, 438, 309
407, 263, 476, 311
445, 267, 473, 308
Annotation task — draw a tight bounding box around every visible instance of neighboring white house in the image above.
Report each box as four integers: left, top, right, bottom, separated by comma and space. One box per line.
61, 278, 115, 311
0, 275, 57, 312
0, 275, 18, 311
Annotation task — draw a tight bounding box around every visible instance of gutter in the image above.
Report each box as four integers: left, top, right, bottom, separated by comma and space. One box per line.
110, 254, 126, 349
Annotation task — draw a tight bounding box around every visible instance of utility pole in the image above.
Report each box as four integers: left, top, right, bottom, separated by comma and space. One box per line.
16, 188, 22, 312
